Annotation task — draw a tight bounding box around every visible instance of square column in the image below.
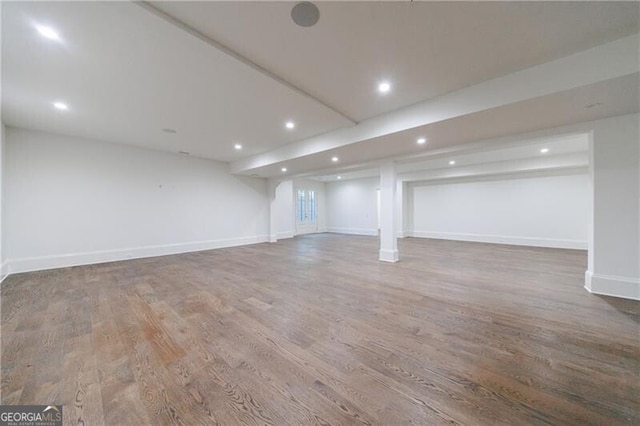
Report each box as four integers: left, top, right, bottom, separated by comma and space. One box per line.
267, 179, 280, 243
379, 161, 399, 262
585, 114, 640, 300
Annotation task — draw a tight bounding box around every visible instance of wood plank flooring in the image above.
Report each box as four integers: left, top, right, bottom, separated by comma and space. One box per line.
1, 234, 639, 425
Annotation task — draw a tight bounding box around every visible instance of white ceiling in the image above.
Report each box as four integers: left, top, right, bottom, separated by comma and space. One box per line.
152, 1, 639, 122
1, 1, 352, 162
313, 134, 590, 183
241, 73, 638, 178
1, 1, 639, 175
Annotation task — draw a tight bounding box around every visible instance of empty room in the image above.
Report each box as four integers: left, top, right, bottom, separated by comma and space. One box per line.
1, 1, 639, 425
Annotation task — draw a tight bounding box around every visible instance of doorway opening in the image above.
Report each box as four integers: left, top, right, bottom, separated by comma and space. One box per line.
296, 188, 318, 235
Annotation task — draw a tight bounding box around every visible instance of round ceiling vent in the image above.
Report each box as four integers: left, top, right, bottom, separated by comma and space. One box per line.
291, 2, 320, 27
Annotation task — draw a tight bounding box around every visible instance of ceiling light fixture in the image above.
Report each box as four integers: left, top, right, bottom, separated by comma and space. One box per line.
449, 160, 456, 165
378, 81, 391, 94
337, 176, 342, 180
417, 137, 427, 145
36, 25, 60, 41
52, 102, 68, 111
540, 148, 549, 154
331, 156, 339, 162
291, 2, 320, 27
234, 143, 242, 150
285, 121, 295, 129
281, 167, 287, 172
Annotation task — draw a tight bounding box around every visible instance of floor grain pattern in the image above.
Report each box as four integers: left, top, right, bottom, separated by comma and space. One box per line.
2, 234, 639, 425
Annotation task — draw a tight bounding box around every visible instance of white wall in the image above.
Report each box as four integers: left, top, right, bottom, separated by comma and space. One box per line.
0, 122, 5, 281
273, 179, 294, 239
4, 128, 269, 273
411, 172, 589, 249
326, 177, 379, 236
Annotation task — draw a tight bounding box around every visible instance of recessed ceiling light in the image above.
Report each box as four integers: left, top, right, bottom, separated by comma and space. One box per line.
281, 167, 287, 172
285, 121, 295, 129
540, 148, 549, 154
234, 143, 242, 150
162, 128, 177, 134
331, 156, 339, 162
36, 25, 60, 41
337, 176, 342, 179
378, 81, 391, 94
52, 102, 68, 111
449, 160, 456, 165
417, 137, 427, 145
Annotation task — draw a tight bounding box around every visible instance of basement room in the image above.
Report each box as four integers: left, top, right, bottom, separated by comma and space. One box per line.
1, 1, 639, 425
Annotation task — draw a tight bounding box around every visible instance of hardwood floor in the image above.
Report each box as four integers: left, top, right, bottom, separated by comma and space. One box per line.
2, 234, 639, 425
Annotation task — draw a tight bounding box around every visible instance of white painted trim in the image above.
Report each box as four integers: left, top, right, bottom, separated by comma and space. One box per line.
584, 272, 640, 301
0, 262, 9, 284
277, 231, 295, 240
584, 270, 594, 292
327, 227, 378, 236
411, 231, 587, 250
6, 235, 269, 275
379, 249, 399, 263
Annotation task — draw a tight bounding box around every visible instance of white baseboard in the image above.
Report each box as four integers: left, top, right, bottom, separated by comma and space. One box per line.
327, 227, 378, 236
6, 235, 270, 275
379, 249, 399, 263
0, 261, 9, 284
276, 231, 295, 240
410, 231, 587, 250
584, 270, 640, 301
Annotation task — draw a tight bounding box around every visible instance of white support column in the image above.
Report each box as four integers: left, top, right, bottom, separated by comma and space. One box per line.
379, 161, 399, 262
584, 114, 640, 300
267, 179, 279, 243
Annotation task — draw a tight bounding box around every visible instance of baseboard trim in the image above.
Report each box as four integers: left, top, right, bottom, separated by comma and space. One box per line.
6, 235, 270, 275
410, 231, 587, 250
327, 227, 378, 236
276, 231, 295, 240
0, 261, 9, 284
584, 270, 640, 301
379, 249, 399, 263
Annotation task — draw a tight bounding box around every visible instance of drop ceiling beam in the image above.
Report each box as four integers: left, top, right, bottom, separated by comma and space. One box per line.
230, 34, 639, 174
135, 1, 357, 125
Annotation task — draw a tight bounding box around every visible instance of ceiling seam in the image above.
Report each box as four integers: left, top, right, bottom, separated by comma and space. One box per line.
134, 1, 358, 126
